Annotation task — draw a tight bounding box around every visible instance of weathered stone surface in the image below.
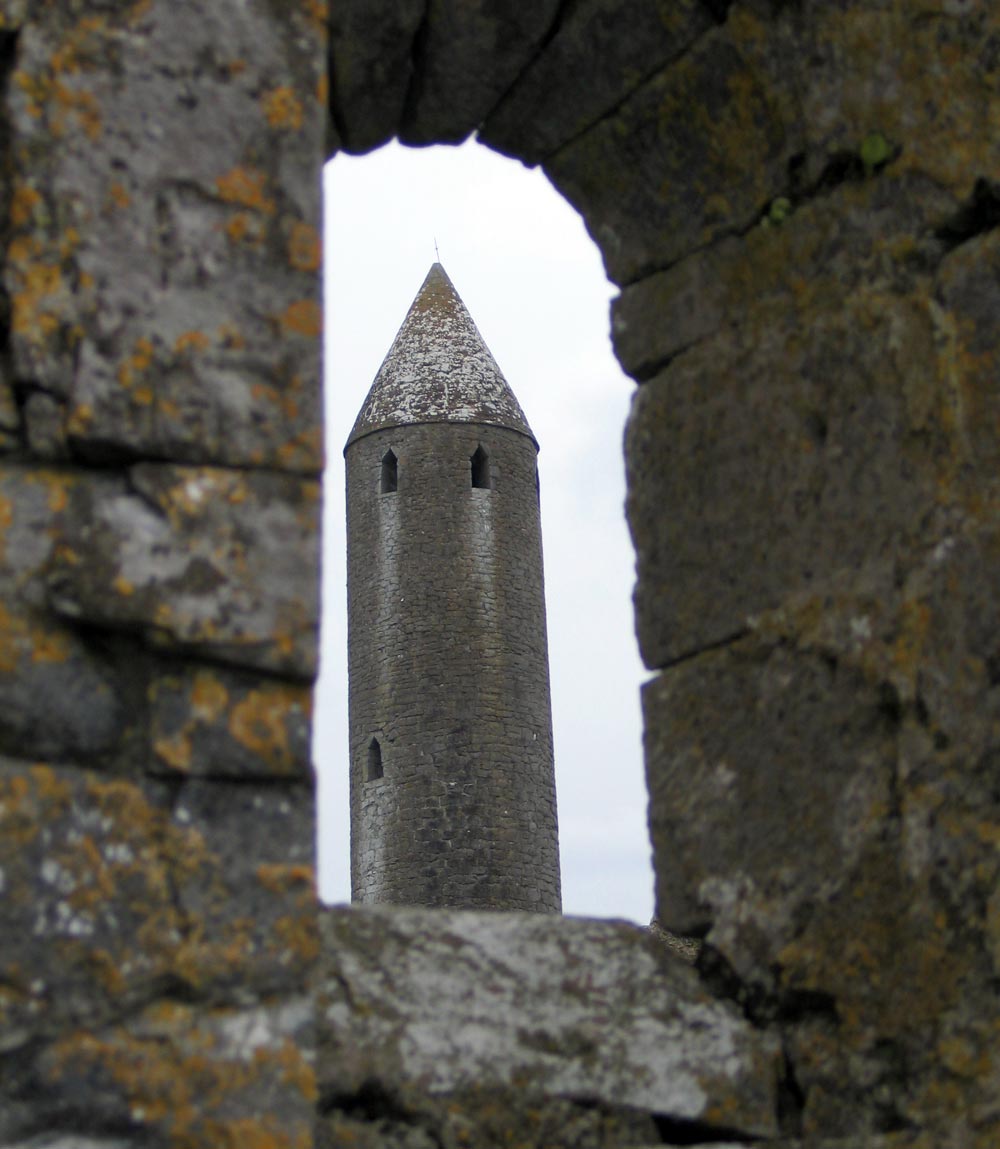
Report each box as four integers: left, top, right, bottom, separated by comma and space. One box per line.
0, 763, 174, 1048
544, 25, 796, 284
150, 663, 313, 779
0, 762, 316, 1056
625, 285, 949, 669
318, 907, 782, 1139
480, 0, 712, 165
645, 518, 1000, 1136
644, 637, 898, 962
16, 998, 315, 1149
611, 172, 960, 382
6, 1, 324, 471
398, 1, 561, 146
47, 464, 320, 678
785, 3, 1000, 199
935, 227, 1000, 476
327, 0, 424, 154
0, 467, 136, 764
170, 778, 317, 993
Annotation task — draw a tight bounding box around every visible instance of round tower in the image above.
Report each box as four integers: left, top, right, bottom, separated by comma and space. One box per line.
344, 263, 561, 912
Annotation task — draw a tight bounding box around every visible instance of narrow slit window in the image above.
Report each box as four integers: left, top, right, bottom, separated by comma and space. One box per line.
367, 737, 383, 781
380, 450, 397, 494
471, 445, 491, 489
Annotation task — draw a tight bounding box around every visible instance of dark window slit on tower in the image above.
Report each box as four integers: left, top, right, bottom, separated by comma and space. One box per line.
471, 444, 491, 489
380, 449, 397, 493
367, 737, 383, 780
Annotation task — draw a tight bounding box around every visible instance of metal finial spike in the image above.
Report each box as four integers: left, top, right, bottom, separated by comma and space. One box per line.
434, 237, 440, 262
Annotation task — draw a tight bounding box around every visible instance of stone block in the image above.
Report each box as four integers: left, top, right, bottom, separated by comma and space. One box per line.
318, 907, 782, 1140
168, 779, 317, 994
47, 464, 320, 679
481, 0, 711, 165
149, 664, 313, 780
5, 1, 324, 471
328, 0, 424, 154
544, 27, 795, 284
643, 638, 898, 968
23, 998, 314, 1149
0, 763, 183, 1050
611, 172, 959, 382
625, 290, 948, 669
0, 763, 316, 1057
398, 1, 561, 146
935, 228, 1000, 477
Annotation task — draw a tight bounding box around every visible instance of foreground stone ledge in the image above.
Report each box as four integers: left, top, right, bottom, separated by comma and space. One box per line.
318, 906, 782, 1139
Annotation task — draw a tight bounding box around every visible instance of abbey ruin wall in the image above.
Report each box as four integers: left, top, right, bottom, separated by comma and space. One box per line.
1, 1, 999, 1146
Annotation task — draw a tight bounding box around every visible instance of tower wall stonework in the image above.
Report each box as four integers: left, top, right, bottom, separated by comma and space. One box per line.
346, 421, 560, 911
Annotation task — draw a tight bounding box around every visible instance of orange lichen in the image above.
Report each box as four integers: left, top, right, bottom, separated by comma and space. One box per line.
316, 74, 328, 105
108, 181, 131, 209
262, 87, 304, 132
228, 687, 304, 771
118, 337, 155, 389
153, 731, 193, 773
174, 331, 211, 355
112, 574, 135, 597
10, 184, 41, 228
218, 324, 245, 349
10, 255, 63, 338
215, 167, 276, 215
184, 674, 226, 727
287, 222, 320, 272
278, 300, 322, 338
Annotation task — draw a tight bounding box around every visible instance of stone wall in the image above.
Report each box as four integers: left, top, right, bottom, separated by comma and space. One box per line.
0, 2, 324, 1145
1, 1, 999, 1147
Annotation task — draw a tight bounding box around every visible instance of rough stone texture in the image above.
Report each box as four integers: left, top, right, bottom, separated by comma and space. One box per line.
1, 0, 999, 1147
318, 907, 781, 1141
6, 1, 325, 473
397, 1, 562, 147
0, 2, 324, 1145
480, 0, 713, 165
47, 463, 320, 679
543, 19, 798, 285
327, 0, 424, 154
346, 269, 560, 910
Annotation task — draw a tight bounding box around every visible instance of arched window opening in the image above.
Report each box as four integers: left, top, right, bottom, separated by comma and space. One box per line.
367, 737, 383, 781
471, 445, 491, 490
380, 450, 397, 494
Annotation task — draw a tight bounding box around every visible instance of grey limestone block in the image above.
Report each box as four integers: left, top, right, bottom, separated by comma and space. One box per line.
148, 662, 313, 780
5, 0, 324, 471
398, 0, 562, 146
480, 0, 712, 165
0, 763, 316, 1058
611, 171, 961, 382
328, 0, 424, 154
625, 287, 947, 671
543, 26, 797, 285
13, 996, 315, 1149
318, 906, 782, 1140
46, 463, 320, 679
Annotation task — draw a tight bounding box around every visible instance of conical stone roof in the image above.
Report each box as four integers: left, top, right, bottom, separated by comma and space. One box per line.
346, 263, 535, 449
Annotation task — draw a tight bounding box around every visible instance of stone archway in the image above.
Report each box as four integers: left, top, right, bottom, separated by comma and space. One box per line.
0, 2, 998, 1145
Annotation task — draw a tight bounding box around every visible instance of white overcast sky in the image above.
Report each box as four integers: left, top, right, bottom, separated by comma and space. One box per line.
316, 139, 654, 924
